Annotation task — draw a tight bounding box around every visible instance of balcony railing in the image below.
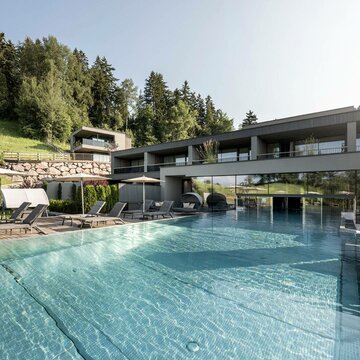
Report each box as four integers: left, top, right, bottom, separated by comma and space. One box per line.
114, 165, 144, 174
112, 145, 357, 174
257, 146, 346, 160
73, 139, 111, 149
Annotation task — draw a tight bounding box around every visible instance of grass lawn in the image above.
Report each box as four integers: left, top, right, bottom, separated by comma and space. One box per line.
0, 119, 69, 153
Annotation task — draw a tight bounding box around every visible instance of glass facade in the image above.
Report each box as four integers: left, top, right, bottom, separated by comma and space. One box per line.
164, 155, 187, 166
192, 170, 359, 209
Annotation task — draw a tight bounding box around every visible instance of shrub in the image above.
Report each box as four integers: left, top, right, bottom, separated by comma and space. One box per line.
49, 199, 78, 214
83, 185, 97, 213
57, 183, 62, 200
110, 184, 119, 209
71, 183, 77, 201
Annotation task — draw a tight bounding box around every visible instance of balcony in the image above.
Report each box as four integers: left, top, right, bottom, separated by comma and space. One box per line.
114, 165, 144, 174
257, 146, 346, 160
73, 139, 111, 154
112, 145, 357, 176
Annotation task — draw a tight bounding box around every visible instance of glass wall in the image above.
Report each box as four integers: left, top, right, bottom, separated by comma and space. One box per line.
295, 140, 345, 156
163, 155, 187, 166
218, 149, 237, 163
191, 170, 359, 209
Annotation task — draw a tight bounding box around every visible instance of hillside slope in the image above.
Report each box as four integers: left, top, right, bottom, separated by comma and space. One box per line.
0, 119, 68, 153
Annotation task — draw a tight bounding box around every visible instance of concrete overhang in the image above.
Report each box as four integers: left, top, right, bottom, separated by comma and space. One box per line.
71, 126, 123, 139
159, 152, 360, 178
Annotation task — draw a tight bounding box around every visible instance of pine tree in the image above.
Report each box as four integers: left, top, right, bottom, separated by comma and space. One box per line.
0, 33, 20, 119
194, 94, 206, 135
241, 110, 258, 128
89, 56, 117, 128
133, 96, 156, 146
143, 71, 172, 143
66, 49, 93, 129
180, 80, 191, 104
18, 37, 46, 79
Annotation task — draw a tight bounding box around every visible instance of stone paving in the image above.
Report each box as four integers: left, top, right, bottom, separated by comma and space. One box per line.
0, 214, 172, 241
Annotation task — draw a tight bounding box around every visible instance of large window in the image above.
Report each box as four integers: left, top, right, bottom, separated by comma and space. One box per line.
218, 149, 237, 163
192, 171, 359, 208
239, 148, 251, 161
295, 140, 345, 156
164, 155, 187, 166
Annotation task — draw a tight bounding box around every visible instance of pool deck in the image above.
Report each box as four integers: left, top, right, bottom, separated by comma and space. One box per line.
0, 214, 184, 241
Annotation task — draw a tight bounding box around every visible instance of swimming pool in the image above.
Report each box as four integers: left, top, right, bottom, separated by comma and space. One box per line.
0, 210, 359, 359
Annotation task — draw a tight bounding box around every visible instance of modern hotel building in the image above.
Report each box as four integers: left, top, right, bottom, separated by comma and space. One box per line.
111, 106, 360, 210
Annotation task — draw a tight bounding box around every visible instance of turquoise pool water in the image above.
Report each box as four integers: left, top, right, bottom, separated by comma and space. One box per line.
0, 210, 359, 359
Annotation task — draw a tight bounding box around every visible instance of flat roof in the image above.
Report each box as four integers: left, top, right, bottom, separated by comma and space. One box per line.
112, 106, 360, 157
71, 126, 127, 138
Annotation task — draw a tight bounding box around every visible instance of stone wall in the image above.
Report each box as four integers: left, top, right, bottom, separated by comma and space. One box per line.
5, 161, 111, 186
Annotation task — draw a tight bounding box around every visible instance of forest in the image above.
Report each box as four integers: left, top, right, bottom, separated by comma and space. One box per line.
0, 33, 234, 147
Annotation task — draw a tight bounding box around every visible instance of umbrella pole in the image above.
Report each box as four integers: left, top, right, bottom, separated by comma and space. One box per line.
81, 180, 85, 215
143, 181, 145, 212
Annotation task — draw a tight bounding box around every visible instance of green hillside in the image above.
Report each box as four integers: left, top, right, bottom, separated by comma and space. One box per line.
0, 119, 68, 153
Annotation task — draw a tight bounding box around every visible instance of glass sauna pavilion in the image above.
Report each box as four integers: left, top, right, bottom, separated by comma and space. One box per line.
111, 106, 360, 211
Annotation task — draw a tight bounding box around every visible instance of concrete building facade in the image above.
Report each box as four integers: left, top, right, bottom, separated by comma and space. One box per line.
111, 106, 360, 209
70, 127, 132, 162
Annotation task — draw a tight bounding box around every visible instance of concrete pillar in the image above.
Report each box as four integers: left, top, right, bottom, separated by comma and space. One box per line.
187, 145, 200, 165
346, 122, 357, 152
144, 152, 148, 172
251, 136, 266, 160
289, 141, 295, 157
144, 152, 156, 172
160, 175, 183, 202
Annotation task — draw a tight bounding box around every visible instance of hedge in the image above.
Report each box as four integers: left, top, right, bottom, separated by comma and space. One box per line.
49, 184, 119, 214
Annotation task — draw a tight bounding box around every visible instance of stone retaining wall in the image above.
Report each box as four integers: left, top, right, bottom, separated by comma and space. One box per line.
5, 161, 111, 186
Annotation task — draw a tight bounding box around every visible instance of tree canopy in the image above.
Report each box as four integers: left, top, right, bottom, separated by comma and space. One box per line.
0, 33, 234, 146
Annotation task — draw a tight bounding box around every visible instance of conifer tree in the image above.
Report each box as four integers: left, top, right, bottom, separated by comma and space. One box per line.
0, 33, 20, 119
241, 110, 258, 127
89, 56, 117, 128
66, 49, 93, 129
143, 71, 171, 142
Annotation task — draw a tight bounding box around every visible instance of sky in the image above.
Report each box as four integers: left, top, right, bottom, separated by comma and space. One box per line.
1, 0, 359, 128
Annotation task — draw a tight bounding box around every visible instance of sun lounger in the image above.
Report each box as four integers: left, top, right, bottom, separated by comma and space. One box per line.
59, 201, 106, 225
142, 201, 174, 219
123, 200, 154, 218
0, 204, 48, 234
172, 202, 201, 214
0, 201, 31, 223
79, 202, 127, 228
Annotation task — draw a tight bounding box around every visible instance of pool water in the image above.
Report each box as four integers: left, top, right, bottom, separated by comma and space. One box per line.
0, 209, 359, 359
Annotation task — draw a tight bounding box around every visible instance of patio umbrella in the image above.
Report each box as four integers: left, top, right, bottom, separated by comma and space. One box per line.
123, 175, 163, 212
0, 167, 29, 189
52, 173, 109, 215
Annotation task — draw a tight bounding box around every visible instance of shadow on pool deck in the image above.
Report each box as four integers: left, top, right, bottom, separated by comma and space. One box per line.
146, 246, 337, 272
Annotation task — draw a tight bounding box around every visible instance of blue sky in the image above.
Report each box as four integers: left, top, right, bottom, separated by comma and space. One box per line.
1, 0, 359, 127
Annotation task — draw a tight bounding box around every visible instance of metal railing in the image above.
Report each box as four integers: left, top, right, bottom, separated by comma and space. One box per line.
1, 151, 110, 163
114, 165, 144, 174
112, 144, 359, 174
82, 139, 109, 148
257, 146, 346, 160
